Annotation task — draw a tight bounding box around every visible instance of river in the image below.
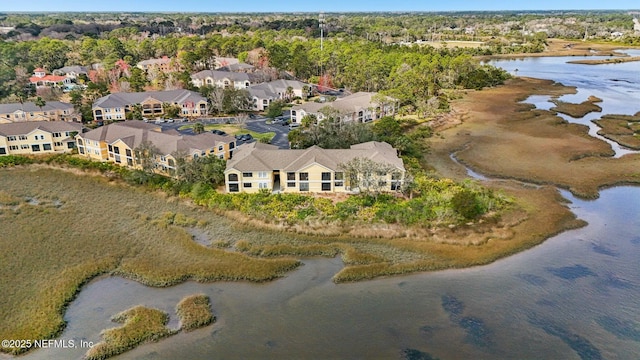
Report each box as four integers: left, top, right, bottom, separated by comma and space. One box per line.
22, 55, 640, 360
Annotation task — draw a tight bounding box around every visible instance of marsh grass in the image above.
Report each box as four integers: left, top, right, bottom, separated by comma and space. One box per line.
551, 98, 602, 118
0, 168, 298, 354
85, 306, 175, 360
176, 294, 215, 332
593, 113, 640, 149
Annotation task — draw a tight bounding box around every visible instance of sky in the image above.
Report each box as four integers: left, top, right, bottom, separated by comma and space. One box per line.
1, 0, 639, 13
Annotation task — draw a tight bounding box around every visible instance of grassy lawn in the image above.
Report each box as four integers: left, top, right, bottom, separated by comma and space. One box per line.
179, 123, 276, 143
176, 294, 215, 331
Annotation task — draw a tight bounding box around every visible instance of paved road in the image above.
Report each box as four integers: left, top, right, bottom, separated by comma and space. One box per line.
155, 116, 291, 149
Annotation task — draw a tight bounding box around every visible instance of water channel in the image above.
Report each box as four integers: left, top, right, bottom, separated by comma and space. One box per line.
21, 54, 640, 360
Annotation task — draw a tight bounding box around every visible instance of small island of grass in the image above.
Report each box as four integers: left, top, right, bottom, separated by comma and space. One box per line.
593, 113, 640, 150
551, 97, 602, 118
176, 294, 216, 331
85, 306, 175, 360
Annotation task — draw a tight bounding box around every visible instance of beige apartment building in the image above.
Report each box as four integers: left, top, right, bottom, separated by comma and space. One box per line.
225, 141, 405, 194
0, 121, 83, 156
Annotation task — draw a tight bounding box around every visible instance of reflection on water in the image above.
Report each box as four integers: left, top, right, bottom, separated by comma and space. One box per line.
23, 187, 640, 360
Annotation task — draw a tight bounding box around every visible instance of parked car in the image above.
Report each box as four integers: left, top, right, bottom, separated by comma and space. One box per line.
289, 122, 300, 130
211, 129, 227, 136
166, 118, 174, 123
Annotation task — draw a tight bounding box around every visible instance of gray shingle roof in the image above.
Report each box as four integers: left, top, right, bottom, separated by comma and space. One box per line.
80, 121, 234, 156
226, 141, 404, 173
191, 70, 250, 82
0, 101, 74, 114
92, 90, 205, 110
0, 121, 83, 136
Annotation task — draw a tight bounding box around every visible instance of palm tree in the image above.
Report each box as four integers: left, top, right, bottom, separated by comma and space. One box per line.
192, 122, 205, 134
285, 86, 294, 101
302, 85, 310, 100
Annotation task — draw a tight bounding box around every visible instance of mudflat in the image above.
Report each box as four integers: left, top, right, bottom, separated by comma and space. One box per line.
427, 77, 640, 199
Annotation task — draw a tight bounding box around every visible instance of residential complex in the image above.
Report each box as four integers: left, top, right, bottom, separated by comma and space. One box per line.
225, 141, 405, 193
290, 92, 397, 124
29, 68, 72, 88
190, 70, 253, 89
247, 79, 311, 111
0, 121, 83, 156
0, 101, 82, 123
136, 56, 181, 73
92, 89, 208, 121
76, 121, 235, 174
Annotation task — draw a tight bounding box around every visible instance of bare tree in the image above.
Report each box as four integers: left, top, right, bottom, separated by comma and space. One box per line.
339, 157, 395, 194
234, 113, 249, 126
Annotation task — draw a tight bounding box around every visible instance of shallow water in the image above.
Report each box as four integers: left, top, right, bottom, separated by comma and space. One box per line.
20, 57, 640, 360
492, 52, 640, 158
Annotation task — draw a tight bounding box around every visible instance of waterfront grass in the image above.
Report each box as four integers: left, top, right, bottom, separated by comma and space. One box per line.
0, 168, 298, 355
427, 77, 640, 199
593, 113, 640, 150
176, 294, 215, 332
566, 56, 640, 65
551, 97, 602, 118
85, 306, 175, 360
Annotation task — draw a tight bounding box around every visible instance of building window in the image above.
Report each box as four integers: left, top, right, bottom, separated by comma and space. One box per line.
67, 142, 75, 149
334, 172, 344, 187
7, 136, 16, 141
54, 142, 63, 147
321, 172, 332, 191
218, 145, 224, 151
108, 145, 113, 152
79, 147, 85, 154
259, 182, 268, 189
244, 183, 252, 188
228, 173, 238, 182
21, 144, 29, 150
19, 135, 27, 140
299, 182, 309, 192
127, 158, 133, 166
113, 147, 120, 154
258, 171, 268, 178
114, 155, 121, 163
9, 145, 19, 151
53, 132, 61, 138
287, 181, 296, 188
43, 144, 52, 151
229, 142, 235, 150
31, 144, 40, 152
243, 172, 253, 177
0, 147, 5, 155
299, 172, 309, 181
229, 184, 239, 192
34, 135, 45, 140
126, 149, 132, 157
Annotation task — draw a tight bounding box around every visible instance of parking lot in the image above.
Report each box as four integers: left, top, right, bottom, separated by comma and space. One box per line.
156, 115, 292, 149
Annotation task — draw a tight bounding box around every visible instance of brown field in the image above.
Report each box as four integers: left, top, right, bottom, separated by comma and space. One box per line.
426, 77, 640, 199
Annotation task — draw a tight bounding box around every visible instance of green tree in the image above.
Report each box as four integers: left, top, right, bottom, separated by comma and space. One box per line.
128, 67, 147, 92
34, 96, 46, 115
192, 122, 205, 134
265, 100, 284, 119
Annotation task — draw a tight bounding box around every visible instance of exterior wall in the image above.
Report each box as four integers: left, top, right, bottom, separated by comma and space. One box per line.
1, 108, 80, 122
192, 77, 250, 90
93, 106, 126, 121
212, 141, 235, 160
108, 140, 136, 167
0, 129, 77, 156
225, 169, 273, 194
76, 137, 108, 160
